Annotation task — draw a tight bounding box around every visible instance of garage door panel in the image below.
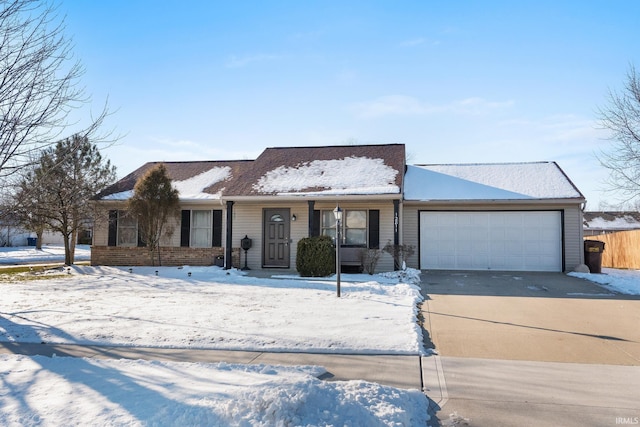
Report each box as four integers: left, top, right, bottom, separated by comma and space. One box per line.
420, 211, 562, 272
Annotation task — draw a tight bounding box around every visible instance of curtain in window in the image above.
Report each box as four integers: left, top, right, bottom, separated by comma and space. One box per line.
191, 210, 212, 247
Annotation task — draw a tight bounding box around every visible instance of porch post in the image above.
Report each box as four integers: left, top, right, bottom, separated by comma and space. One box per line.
393, 199, 400, 271
307, 200, 315, 237
225, 201, 234, 269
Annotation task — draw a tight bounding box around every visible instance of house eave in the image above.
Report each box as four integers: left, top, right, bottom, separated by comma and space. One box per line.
225, 193, 402, 203
403, 197, 586, 205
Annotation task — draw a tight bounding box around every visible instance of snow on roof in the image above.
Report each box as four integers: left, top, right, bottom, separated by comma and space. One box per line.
253, 156, 400, 195
405, 162, 583, 201
101, 190, 133, 201
172, 166, 231, 200
584, 212, 640, 230
100, 166, 231, 201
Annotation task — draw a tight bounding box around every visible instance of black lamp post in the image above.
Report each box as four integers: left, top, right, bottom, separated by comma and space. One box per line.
333, 205, 343, 297
240, 235, 252, 270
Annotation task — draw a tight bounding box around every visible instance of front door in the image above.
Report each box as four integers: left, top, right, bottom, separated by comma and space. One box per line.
263, 208, 290, 268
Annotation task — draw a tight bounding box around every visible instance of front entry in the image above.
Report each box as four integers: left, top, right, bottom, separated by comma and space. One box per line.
263, 208, 290, 268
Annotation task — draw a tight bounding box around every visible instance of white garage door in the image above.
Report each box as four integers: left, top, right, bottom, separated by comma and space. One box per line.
420, 211, 562, 272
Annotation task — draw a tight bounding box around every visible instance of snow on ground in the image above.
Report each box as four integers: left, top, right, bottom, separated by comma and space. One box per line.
0, 355, 428, 426
0, 245, 91, 264
0, 265, 424, 354
569, 267, 640, 295
0, 261, 427, 426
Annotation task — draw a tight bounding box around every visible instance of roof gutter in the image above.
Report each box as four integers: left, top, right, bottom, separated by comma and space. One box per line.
403, 197, 586, 205
223, 194, 402, 203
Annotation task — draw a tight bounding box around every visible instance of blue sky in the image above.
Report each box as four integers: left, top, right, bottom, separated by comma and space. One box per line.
61, 1, 639, 209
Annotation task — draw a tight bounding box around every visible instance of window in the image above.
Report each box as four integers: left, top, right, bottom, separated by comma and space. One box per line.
344, 210, 367, 245
180, 209, 223, 247
117, 211, 137, 246
321, 209, 367, 246
190, 210, 212, 248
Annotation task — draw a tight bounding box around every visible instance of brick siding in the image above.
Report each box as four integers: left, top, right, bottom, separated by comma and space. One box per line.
91, 246, 241, 267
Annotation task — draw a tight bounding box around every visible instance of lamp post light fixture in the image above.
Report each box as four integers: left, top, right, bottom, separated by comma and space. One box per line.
240, 235, 252, 270
333, 205, 343, 298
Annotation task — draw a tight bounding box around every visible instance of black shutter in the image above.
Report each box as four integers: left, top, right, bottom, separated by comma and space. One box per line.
212, 210, 223, 247
368, 210, 380, 249
180, 210, 190, 247
108, 210, 117, 247
311, 210, 321, 237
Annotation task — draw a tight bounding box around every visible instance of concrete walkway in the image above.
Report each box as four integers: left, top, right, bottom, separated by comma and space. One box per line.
0, 342, 425, 391
422, 355, 640, 427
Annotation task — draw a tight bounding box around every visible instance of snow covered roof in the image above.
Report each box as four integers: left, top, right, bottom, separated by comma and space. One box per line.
224, 144, 405, 197
95, 144, 405, 201
583, 212, 640, 231
95, 161, 251, 201
404, 162, 584, 201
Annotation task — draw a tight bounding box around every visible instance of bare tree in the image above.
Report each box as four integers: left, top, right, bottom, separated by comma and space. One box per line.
598, 64, 640, 203
0, 0, 111, 179
128, 164, 180, 266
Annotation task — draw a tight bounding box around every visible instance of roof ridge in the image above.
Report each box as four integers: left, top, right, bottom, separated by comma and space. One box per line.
414, 161, 553, 166
263, 143, 404, 151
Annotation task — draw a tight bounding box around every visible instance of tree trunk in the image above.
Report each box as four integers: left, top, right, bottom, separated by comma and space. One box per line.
70, 226, 77, 262
63, 233, 72, 265
35, 229, 44, 250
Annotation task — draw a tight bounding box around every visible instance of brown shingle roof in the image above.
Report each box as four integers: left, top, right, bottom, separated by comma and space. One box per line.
94, 160, 252, 200
224, 143, 405, 196
95, 143, 405, 200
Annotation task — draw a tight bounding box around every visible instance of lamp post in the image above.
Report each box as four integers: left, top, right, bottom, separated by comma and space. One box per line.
240, 235, 252, 270
333, 205, 343, 298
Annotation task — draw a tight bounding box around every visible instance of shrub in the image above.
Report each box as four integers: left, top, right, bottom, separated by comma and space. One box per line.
296, 235, 336, 277
361, 248, 381, 275
382, 241, 415, 270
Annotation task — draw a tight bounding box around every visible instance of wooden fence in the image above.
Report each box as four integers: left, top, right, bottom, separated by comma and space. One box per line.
584, 229, 640, 269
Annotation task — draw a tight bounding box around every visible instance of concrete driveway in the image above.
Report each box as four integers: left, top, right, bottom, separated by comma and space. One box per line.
419, 270, 640, 427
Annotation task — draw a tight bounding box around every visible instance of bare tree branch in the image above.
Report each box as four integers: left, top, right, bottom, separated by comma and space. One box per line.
597, 64, 640, 203
0, 0, 116, 179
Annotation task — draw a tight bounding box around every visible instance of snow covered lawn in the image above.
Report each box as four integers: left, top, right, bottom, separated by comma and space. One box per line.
569, 267, 640, 295
0, 355, 428, 426
0, 265, 424, 354
0, 265, 427, 426
0, 245, 91, 264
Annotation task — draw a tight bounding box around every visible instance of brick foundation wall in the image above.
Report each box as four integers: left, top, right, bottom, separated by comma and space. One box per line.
91, 246, 241, 267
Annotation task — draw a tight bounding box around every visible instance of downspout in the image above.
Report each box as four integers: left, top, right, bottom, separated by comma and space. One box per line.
225, 201, 234, 269
393, 199, 400, 271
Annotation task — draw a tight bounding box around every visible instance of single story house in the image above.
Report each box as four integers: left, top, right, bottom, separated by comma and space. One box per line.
92, 143, 586, 273
583, 211, 640, 236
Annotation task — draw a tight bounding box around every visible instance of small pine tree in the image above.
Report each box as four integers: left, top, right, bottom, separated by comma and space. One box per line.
128, 164, 180, 266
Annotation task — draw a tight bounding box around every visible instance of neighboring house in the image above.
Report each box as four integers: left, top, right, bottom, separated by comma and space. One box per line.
0, 213, 66, 247
92, 144, 586, 273
583, 211, 640, 236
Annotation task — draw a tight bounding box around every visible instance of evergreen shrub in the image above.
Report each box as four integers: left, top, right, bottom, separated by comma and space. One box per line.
296, 235, 335, 277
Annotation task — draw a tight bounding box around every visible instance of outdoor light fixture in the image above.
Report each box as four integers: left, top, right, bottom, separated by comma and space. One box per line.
292, 214, 297, 221
333, 205, 343, 298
